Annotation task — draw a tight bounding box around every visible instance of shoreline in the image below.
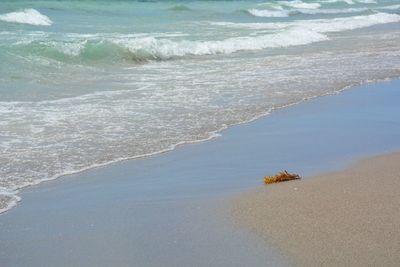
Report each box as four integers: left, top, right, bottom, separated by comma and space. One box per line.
1, 76, 399, 215
231, 152, 400, 266
1, 79, 400, 266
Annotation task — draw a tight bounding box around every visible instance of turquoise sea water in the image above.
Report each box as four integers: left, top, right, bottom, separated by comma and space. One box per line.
1, 0, 400, 212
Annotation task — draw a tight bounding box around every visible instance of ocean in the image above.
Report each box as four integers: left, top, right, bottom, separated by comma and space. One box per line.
0, 0, 399, 213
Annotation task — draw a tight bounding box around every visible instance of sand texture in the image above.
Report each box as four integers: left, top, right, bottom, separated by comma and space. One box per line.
231, 153, 400, 267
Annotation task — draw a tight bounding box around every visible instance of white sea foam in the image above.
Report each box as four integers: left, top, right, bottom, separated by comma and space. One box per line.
319, 0, 355, 4
250, 0, 322, 17
213, 13, 400, 33
380, 5, 400, 10
2, 0, 400, 215
299, 13, 400, 33
278, 0, 321, 9
248, 8, 290, 17
248, 7, 368, 17
29, 29, 327, 60
356, 0, 377, 3
12, 12, 400, 62
0, 9, 52, 26
297, 7, 369, 14
0, 187, 20, 214
2, 38, 400, 213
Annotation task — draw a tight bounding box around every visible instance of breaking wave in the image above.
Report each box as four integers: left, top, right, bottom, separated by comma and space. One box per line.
11, 29, 328, 63
0, 9, 52, 26
248, 7, 369, 17
213, 13, 400, 33
9, 12, 400, 63
278, 0, 321, 9
248, 0, 400, 18
248, 9, 291, 18
1, 0, 400, 215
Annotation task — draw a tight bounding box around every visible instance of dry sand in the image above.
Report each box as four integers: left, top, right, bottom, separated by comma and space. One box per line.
231, 152, 400, 267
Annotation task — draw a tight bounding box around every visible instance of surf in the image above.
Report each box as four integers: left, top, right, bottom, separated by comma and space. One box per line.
0, 9, 52, 26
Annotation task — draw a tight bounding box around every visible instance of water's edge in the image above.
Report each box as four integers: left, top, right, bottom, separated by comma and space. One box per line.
2, 75, 398, 215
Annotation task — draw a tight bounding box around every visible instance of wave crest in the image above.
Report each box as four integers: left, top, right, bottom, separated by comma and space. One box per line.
248, 9, 290, 18
215, 13, 400, 33
248, 6, 370, 17
12, 29, 328, 63
0, 9, 52, 26
279, 0, 321, 9
12, 12, 400, 63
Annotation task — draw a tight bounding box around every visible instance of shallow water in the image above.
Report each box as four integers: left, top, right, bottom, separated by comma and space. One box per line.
1, 80, 400, 267
1, 0, 400, 212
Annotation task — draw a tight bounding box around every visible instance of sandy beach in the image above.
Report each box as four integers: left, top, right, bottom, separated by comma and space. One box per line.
1, 79, 400, 266
1, 1, 400, 266
231, 152, 400, 266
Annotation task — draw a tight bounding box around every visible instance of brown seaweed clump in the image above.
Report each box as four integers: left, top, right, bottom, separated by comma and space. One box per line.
264, 170, 301, 184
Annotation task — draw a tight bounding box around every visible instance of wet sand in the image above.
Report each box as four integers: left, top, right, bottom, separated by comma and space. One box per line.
231, 152, 400, 266
1, 79, 400, 266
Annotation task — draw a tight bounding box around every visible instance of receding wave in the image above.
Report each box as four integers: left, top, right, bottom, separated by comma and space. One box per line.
0, 187, 20, 214
2, 29, 400, 214
2, 0, 400, 215
0, 9, 52, 26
